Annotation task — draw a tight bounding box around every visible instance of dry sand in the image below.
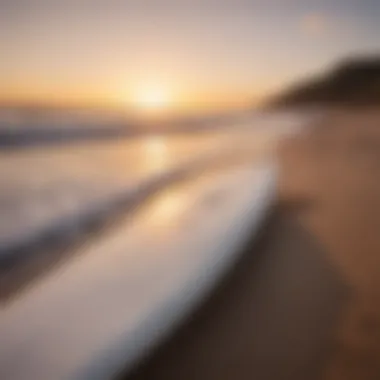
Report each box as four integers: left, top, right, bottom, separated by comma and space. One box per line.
283, 109, 380, 380
124, 109, 380, 380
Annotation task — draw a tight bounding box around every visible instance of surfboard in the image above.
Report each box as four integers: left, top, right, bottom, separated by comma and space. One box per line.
0, 162, 276, 380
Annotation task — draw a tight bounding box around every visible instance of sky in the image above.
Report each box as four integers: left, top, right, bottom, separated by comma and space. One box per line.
0, 0, 380, 114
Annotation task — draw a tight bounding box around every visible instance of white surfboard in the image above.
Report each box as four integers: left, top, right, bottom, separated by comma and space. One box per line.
0, 162, 276, 380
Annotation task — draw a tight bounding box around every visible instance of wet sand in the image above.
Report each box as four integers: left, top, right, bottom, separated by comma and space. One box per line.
124, 109, 380, 380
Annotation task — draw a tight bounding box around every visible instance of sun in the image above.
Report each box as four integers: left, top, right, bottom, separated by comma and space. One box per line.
133, 85, 171, 112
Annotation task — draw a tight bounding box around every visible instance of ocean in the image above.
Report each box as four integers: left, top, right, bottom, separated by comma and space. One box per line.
0, 108, 314, 261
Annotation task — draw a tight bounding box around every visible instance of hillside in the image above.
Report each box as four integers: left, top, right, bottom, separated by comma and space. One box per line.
270, 56, 380, 108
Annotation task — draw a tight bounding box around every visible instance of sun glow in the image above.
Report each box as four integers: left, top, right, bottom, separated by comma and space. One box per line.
133, 85, 172, 112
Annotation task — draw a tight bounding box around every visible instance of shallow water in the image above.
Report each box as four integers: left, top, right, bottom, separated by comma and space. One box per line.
0, 110, 312, 256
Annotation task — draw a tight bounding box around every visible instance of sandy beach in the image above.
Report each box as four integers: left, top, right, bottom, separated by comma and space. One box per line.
124, 109, 380, 380
284, 109, 380, 380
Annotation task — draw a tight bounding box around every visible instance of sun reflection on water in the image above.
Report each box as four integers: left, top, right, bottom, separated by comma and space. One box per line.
142, 136, 169, 174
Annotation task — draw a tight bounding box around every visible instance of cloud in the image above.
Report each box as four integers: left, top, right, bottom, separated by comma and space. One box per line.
300, 12, 329, 36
